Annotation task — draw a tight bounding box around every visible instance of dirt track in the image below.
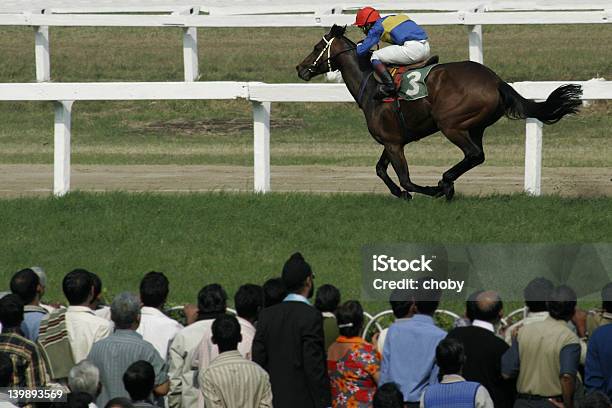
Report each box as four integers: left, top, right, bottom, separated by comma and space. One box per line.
0, 164, 610, 198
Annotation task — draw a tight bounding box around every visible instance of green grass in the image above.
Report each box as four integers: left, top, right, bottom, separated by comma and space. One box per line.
0, 25, 610, 167
0, 192, 610, 313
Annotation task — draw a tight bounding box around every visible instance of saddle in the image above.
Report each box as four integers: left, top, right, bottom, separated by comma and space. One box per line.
376, 55, 440, 90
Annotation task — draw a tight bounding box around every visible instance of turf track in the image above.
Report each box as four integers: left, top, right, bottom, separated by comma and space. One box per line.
0, 192, 609, 313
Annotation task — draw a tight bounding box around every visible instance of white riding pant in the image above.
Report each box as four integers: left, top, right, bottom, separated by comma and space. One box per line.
371, 40, 431, 65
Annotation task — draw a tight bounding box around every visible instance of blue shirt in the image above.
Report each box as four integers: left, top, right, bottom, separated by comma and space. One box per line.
21, 307, 47, 342
88, 330, 168, 407
283, 293, 311, 305
380, 315, 446, 402
423, 380, 481, 408
585, 324, 612, 399
357, 15, 428, 57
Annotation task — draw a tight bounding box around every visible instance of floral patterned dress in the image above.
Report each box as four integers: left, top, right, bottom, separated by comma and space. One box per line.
328, 336, 381, 408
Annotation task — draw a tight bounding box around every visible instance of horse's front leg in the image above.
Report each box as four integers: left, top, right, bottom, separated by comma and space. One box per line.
375, 150, 403, 198
385, 144, 440, 198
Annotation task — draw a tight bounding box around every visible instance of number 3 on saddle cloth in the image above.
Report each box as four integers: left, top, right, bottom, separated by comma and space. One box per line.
380, 55, 439, 103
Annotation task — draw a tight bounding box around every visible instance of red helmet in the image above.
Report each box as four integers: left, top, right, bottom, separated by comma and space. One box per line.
354, 7, 381, 27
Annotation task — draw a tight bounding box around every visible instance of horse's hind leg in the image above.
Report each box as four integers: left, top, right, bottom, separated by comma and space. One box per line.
376, 150, 402, 198
384, 144, 440, 199
437, 127, 485, 200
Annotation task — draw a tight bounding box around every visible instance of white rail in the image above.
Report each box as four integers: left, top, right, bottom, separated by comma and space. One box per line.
0, 1, 609, 14
1, 80, 610, 196
2, 11, 610, 26
0, 9, 609, 82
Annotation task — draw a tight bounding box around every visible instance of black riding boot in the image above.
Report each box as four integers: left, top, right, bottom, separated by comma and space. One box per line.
373, 63, 396, 99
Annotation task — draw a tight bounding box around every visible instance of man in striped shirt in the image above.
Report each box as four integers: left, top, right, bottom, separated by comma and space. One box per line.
200, 315, 272, 408
0, 294, 47, 389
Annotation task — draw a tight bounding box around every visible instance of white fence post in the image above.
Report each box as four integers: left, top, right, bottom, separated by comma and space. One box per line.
524, 118, 543, 196
54, 100, 73, 196
175, 7, 200, 82
467, 24, 483, 64
252, 101, 271, 193
467, 5, 485, 64
33, 9, 51, 82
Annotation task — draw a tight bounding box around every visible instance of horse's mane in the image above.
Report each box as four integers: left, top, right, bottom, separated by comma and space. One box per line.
328, 25, 372, 73
342, 35, 357, 47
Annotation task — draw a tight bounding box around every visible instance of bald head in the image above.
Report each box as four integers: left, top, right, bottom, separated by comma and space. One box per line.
477, 291, 500, 310
472, 291, 503, 323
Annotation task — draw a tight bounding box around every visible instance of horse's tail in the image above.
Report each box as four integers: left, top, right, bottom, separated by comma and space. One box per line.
498, 82, 582, 125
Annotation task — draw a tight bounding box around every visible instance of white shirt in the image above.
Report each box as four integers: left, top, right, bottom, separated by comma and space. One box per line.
472, 319, 495, 333
65, 305, 113, 363
93, 306, 112, 321
137, 306, 183, 360
377, 328, 389, 352
420, 375, 494, 408
168, 319, 215, 408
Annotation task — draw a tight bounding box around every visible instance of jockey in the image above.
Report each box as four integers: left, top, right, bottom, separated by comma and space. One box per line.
354, 7, 430, 99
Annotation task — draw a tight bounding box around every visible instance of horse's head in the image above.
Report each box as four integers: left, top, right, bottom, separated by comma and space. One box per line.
296, 25, 351, 81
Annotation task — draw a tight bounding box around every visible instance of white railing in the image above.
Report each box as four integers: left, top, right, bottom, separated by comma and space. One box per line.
0, 8, 609, 82
1, 80, 610, 196
3, 10, 609, 26
1, 1, 609, 14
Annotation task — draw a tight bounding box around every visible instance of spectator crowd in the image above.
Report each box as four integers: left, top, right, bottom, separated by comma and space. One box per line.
0, 253, 611, 408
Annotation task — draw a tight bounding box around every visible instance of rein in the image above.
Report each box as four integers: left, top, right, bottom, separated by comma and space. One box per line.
357, 71, 374, 108
308, 35, 374, 109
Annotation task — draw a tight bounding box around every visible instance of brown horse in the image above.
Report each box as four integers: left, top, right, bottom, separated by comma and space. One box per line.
296, 25, 582, 200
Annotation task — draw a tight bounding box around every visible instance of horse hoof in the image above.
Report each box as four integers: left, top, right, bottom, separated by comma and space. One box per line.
444, 184, 455, 201
437, 180, 455, 200
399, 191, 413, 200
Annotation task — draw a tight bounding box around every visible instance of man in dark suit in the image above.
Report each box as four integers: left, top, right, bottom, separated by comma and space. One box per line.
253, 252, 331, 408
447, 291, 515, 408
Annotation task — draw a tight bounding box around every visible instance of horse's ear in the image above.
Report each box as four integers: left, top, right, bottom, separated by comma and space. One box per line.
330, 24, 347, 38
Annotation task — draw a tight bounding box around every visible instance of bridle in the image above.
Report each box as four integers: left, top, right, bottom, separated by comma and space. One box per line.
305, 33, 373, 108
307, 35, 356, 74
